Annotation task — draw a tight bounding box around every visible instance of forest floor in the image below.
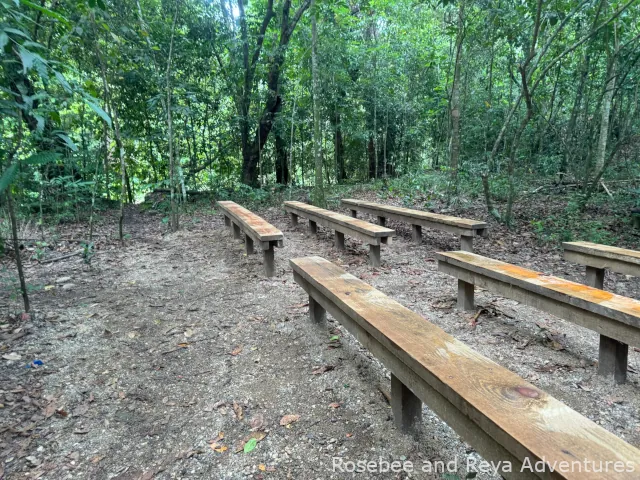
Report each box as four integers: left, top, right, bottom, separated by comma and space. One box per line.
1, 191, 640, 480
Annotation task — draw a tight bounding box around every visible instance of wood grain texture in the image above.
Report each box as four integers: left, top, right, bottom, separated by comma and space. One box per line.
291, 256, 640, 479
563, 242, 640, 264
342, 199, 487, 232
217, 201, 284, 243
284, 201, 394, 239
563, 242, 640, 277
436, 251, 640, 329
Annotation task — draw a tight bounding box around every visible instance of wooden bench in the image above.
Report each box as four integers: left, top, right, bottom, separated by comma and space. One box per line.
436, 251, 640, 384
283, 201, 394, 267
291, 256, 640, 479
342, 199, 487, 251
563, 241, 640, 285
217, 201, 283, 277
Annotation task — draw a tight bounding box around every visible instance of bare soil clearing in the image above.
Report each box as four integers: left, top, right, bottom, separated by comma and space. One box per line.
1, 197, 639, 480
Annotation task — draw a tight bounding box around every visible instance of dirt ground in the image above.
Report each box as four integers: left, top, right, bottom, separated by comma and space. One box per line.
1, 194, 639, 480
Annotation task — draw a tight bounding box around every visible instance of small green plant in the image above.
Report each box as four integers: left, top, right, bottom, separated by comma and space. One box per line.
82, 241, 94, 264
34, 241, 49, 260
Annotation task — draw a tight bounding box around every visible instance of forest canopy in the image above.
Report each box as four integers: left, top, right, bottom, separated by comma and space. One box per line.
1, 0, 639, 232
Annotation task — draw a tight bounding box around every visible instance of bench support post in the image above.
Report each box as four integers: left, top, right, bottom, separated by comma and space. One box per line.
411, 224, 422, 244
391, 373, 422, 434
378, 216, 386, 227
263, 244, 275, 277
598, 336, 628, 384
309, 295, 326, 323
457, 280, 475, 311
335, 231, 345, 250
308, 220, 318, 236
224, 215, 231, 227
369, 244, 381, 267
245, 234, 254, 255
290, 212, 299, 226
585, 266, 605, 289
460, 235, 473, 252
232, 222, 241, 240
350, 209, 357, 218
584, 265, 628, 383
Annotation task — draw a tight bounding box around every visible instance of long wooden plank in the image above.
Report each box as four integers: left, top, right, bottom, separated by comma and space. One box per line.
291, 256, 640, 479
218, 201, 283, 243
563, 241, 640, 277
284, 201, 394, 239
436, 251, 640, 330
342, 198, 487, 234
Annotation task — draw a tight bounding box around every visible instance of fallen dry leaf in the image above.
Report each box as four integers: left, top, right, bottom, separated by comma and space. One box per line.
279, 414, 300, 426
311, 365, 334, 375
233, 402, 243, 420
249, 413, 265, 431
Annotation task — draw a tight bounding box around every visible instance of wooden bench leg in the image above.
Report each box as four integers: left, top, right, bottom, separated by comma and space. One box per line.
309, 295, 326, 323
245, 234, 254, 255
378, 216, 386, 227
598, 335, 628, 384
232, 222, 241, 240
457, 280, 474, 311
585, 266, 605, 289
335, 231, 345, 250
263, 244, 275, 277
290, 212, 298, 226
309, 220, 318, 235
369, 244, 381, 267
411, 224, 422, 244
224, 215, 231, 227
391, 373, 422, 434
350, 209, 357, 218
460, 235, 473, 252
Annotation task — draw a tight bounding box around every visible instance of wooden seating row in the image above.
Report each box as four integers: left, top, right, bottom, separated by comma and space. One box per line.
563, 241, 640, 284
342, 198, 487, 251
217, 201, 283, 277
436, 251, 640, 384
283, 201, 394, 267
291, 256, 640, 479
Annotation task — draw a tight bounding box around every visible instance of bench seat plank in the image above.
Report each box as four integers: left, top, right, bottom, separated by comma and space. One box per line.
284, 201, 394, 240
342, 198, 487, 234
291, 256, 640, 479
218, 201, 283, 243
436, 251, 640, 331
563, 241, 640, 277
217, 201, 283, 276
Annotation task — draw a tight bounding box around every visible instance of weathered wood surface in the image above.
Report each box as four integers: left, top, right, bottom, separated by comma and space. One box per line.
341, 199, 487, 236
563, 241, 640, 277
284, 201, 394, 243
218, 201, 284, 244
436, 251, 640, 332
217, 200, 283, 277
291, 256, 640, 479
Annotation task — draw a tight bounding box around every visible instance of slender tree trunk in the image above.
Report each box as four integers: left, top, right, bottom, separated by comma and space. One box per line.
594, 22, 617, 176
166, 6, 179, 232
289, 96, 296, 187
6, 190, 29, 312
449, 1, 464, 188
311, 0, 325, 207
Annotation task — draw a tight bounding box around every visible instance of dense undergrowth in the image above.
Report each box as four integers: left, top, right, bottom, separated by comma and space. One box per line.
2, 171, 639, 256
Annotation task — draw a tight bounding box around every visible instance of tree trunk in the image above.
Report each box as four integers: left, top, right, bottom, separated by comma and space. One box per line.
449, 1, 464, 185
167, 6, 179, 232
311, 0, 325, 207
6, 190, 30, 313
594, 24, 617, 176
